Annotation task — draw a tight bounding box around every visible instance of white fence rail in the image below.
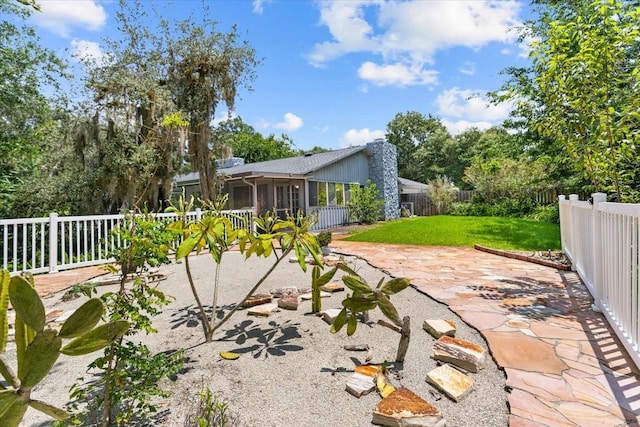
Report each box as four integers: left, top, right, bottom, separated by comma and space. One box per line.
0, 209, 253, 275
310, 206, 352, 231
559, 193, 640, 367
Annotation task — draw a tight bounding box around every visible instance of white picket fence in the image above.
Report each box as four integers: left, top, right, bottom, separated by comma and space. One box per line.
559, 193, 640, 367
0, 209, 253, 275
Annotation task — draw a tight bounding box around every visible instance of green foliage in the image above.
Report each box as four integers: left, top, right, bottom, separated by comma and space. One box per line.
184, 387, 240, 427
343, 216, 561, 251
449, 198, 538, 218
426, 176, 456, 214
0, 273, 128, 426
62, 211, 180, 427
315, 231, 332, 247
528, 204, 560, 224
348, 180, 385, 224
498, 0, 640, 201
167, 192, 323, 342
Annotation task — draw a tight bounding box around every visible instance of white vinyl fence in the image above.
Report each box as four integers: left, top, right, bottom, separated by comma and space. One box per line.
0, 209, 253, 275
559, 193, 640, 367
310, 206, 352, 231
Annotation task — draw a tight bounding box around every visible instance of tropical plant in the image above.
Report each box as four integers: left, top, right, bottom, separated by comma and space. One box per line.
348, 180, 385, 224
166, 192, 323, 342
183, 386, 241, 427
330, 268, 411, 363
0, 271, 128, 426
62, 212, 182, 427
426, 176, 456, 214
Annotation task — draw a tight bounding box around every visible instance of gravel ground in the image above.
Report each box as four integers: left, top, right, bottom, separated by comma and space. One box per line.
16, 251, 508, 427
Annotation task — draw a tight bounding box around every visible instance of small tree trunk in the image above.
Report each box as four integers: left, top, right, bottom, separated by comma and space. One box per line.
395, 316, 410, 363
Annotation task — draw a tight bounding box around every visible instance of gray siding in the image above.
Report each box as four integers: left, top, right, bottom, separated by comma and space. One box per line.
310, 151, 370, 183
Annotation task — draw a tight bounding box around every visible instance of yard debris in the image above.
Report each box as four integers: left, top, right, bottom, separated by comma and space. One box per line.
422, 319, 456, 339
321, 282, 344, 293
241, 294, 272, 308
270, 286, 299, 297
219, 351, 240, 360
346, 372, 377, 397
431, 336, 486, 373
277, 294, 299, 310
321, 308, 343, 324
372, 387, 445, 427
426, 364, 474, 402
247, 303, 278, 317
343, 344, 370, 352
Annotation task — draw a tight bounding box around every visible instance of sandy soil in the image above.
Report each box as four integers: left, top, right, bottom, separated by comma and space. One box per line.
16, 251, 509, 427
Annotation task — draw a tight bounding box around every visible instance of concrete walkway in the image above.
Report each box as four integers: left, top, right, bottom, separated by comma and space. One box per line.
331, 241, 640, 427
32, 242, 640, 426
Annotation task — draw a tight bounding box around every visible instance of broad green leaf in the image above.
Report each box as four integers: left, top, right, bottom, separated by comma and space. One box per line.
8, 276, 45, 333
342, 276, 373, 294
58, 298, 104, 339
376, 292, 401, 326
1, 399, 27, 427
0, 270, 10, 353
14, 318, 35, 379
61, 320, 129, 356
219, 351, 239, 360
20, 329, 62, 387
346, 312, 358, 336
0, 355, 15, 385
176, 235, 200, 260
313, 267, 337, 289
336, 263, 358, 277
29, 400, 69, 420
330, 308, 348, 334
294, 242, 307, 272
380, 278, 411, 296
348, 295, 378, 312
0, 389, 19, 418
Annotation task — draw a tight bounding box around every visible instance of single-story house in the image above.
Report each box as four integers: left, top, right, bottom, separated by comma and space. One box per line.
173, 139, 400, 229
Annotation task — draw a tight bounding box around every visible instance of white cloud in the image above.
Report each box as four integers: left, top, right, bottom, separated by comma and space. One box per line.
358, 61, 438, 87
441, 118, 494, 136
309, 0, 523, 82
436, 87, 513, 122
338, 128, 385, 148
34, 1, 106, 37
459, 61, 476, 76
70, 40, 104, 64
274, 113, 303, 132
252, 0, 270, 14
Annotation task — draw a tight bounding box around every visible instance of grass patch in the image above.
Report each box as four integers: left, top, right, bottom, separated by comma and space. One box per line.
343, 216, 560, 251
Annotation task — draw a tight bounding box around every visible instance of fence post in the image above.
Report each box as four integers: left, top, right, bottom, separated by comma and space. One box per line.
49, 212, 58, 273
568, 194, 579, 270
196, 208, 202, 221
591, 192, 607, 312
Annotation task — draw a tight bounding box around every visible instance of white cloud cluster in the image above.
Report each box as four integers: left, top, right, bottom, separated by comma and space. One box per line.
309, 1, 522, 87
338, 128, 385, 148
34, 0, 106, 37
70, 39, 104, 64
274, 113, 304, 132
436, 87, 514, 134
252, 0, 270, 14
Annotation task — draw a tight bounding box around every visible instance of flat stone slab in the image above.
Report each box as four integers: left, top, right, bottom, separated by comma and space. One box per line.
247, 303, 278, 317
346, 372, 376, 397
242, 294, 272, 308
426, 364, 474, 402
321, 308, 343, 324
324, 255, 343, 266
270, 287, 299, 297
321, 282, 344, 293
372, 387, 445, 427
431, 336, 486, 373
277, 294, 299, 310
299, 291, 331, 301
423, 319, 456, 339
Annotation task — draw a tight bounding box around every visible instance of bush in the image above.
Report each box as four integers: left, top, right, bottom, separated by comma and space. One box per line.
348, 180, 384, 224
427, 176, 456, 214
528, 204, 560, 223
316, 231, 332, 247
449, 197, 542, 218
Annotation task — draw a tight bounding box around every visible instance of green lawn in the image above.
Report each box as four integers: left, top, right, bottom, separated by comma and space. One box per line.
342, 216, 561, 251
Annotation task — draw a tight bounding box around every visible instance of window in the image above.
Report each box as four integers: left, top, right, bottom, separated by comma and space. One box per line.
233, 186, 251, 209
310, 181, 350, 206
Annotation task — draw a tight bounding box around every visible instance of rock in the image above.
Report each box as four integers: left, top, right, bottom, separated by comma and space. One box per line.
346, 372, 376, 397
247, 303, 278, 317
372, 387, 445, 427
299, 291, 331, 300
321, 308, 343, 324
242, 294, 272, 308
278, 294, 299, 310
422, 319, 456, 339
321, 282, 345, 293
344, 344, 370, 352
431, 336, 486, 373
426, 364, 474, 402
324, 255, 343, 266
270, 287, 299, 297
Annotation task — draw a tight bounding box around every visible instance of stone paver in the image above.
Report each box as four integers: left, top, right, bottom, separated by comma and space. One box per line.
331, 241, 640, 427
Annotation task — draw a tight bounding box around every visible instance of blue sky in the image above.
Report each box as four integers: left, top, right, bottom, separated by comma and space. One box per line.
31, 0, 533, 151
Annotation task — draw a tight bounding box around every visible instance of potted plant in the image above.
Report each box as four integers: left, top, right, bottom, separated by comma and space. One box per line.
316, 231, 332, 255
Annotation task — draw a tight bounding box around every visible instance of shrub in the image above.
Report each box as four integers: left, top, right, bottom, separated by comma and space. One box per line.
426, 176, 456, 214
528, 204, 560, 223
348, 180, 384, 224
316, 231, 332, 247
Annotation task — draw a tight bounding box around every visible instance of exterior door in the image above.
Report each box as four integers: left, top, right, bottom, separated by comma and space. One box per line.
276, 184, 300, 218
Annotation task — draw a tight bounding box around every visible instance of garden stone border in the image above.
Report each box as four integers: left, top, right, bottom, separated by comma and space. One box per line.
474, 244, 572, 271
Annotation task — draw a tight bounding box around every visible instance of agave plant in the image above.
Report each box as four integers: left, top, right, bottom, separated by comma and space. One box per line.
0, 271, 129, 426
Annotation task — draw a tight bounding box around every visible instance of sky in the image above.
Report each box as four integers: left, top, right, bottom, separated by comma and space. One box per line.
30, 0, 534, 151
